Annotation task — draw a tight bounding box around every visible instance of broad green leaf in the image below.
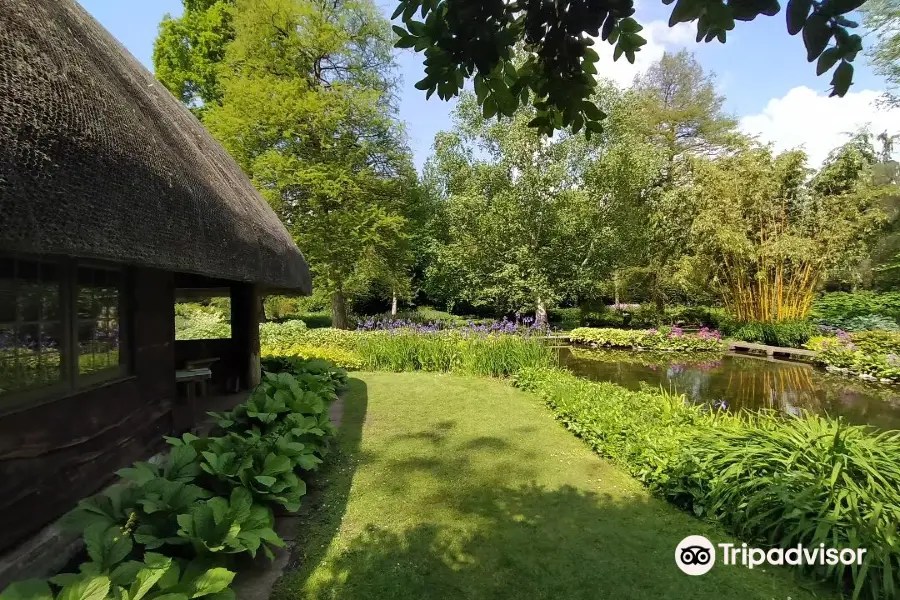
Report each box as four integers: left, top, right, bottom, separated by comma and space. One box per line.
786, 0, 812, 35
58, 575, 110, 600
829, 60, 853, 96
802, 14, 831, 62
816, 46, 841, 75
191, 568, 235, 597
254, 475, 277, 488
229, 487, 253, 522
129, 561, 171, 600
0, 580, 54, 600
110, 562, 144, 586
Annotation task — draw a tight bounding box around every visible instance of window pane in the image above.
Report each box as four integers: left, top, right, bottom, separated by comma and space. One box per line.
77, 269, 122, 378
0, 259, 62, 399
18, 284, 42, 322
0, 325, 18, 396
0, 291, 14, 323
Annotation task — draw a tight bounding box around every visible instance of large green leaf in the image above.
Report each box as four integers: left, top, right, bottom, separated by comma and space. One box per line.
0, 580, 54, 600
786, 0, 811, 35
190, 568, 235, 597
58, 576, 110, 600
802, 14, 831, 62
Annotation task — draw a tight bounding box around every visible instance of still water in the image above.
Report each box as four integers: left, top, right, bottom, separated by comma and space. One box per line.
557, 346, 900, 430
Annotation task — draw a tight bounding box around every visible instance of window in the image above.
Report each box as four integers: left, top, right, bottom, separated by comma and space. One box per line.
0, 259, 63, 396
77, 266, 125, 380
0, 257, 127, 402
174, 293, 231, 341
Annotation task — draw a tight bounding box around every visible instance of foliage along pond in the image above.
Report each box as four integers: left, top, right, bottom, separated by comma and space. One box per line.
558, 346, 900, 430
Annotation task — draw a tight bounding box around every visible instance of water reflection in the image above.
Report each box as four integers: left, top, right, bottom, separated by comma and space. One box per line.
558, 347, 900, 430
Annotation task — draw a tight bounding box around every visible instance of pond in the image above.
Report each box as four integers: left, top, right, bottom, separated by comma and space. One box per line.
557, 346, 900, 430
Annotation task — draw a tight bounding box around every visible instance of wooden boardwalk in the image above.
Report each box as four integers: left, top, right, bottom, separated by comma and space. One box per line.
727, 341, 817, 360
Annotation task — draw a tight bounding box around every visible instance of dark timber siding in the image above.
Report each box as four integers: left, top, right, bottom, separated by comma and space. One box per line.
0, 267, 175, 553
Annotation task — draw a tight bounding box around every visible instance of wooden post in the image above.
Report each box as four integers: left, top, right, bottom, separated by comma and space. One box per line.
231, 282, 261, 389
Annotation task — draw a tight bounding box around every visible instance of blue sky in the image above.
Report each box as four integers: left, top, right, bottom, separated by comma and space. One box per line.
77, 0, 898, 169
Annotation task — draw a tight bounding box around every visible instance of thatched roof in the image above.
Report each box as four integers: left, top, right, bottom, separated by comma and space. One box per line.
0, 0, 312, 294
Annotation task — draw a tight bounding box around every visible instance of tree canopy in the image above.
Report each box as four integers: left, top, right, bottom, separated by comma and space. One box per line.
391, 0, 866, 138
155, 0, 420, 328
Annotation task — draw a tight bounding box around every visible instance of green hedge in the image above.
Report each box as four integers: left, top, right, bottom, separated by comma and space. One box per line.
514, 367, 900, 600
568, 326, 724, 351
0, 359, 346, 600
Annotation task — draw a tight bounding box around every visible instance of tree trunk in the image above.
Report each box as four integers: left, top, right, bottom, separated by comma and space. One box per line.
391, 289, 398, 316
613, 272, 620, 310
331, 289, 349, 330
535, 296, 548, 327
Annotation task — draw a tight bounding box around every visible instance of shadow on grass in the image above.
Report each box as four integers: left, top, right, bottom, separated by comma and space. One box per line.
272, 377, 369, 593
274, 376, 830, 600
298, 482, 826, 600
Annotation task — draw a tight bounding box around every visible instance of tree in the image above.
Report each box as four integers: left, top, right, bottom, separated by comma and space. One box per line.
580, 51, 738, 310
390, 0, 865, 139
154, 0, 235, 113
424, 93, 603, 324
860, 0, 900, 107
155, 0, 416, 329
688, 141, 886, 321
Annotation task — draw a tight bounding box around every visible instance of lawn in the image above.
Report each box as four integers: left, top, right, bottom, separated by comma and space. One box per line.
272, 372, 834, 600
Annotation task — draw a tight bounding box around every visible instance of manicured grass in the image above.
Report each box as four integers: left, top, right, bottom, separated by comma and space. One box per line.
273, 372, 834, 600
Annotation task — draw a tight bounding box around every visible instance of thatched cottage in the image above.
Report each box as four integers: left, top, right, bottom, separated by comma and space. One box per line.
0, 0, 311, 556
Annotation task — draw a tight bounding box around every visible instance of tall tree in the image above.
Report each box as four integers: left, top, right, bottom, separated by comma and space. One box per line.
425, 93, 601, 324
607, 51, 738, 309
155, 0, 416, 328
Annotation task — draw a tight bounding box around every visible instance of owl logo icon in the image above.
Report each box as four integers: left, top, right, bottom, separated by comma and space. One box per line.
675, 536, 716, 575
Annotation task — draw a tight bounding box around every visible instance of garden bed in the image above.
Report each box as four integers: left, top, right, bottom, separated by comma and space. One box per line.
567, 326, 725, 352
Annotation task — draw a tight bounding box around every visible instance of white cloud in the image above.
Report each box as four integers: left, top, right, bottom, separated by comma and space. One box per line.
740, 86, 900, 167
594, 21, 695, 87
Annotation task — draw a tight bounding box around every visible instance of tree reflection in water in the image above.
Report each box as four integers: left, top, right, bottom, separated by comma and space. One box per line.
559, 347, 900, 430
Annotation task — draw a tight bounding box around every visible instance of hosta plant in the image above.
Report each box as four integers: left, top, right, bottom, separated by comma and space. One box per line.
208, 371, 333, 438
187, 433, 308, 512
175, 488, 284, 560
0, 526, 236, 600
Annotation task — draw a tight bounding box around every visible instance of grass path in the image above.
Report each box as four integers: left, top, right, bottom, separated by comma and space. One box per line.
273, 372, 833, 600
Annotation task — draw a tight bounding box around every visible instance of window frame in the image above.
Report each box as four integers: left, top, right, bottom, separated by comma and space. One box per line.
0, 255, 131, 413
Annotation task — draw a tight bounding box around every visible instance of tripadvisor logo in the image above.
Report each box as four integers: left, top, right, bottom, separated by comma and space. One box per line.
675, 536, 867, 576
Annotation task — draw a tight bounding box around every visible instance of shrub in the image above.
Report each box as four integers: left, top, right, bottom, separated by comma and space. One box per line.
808, 331, 900, 381
841, 314, 900, 332
294, 311, 333, 329
259, 319, 307, 346
175, 303, 231, 340
515, 367, 900, 599
568, 327, 724, 351
811, 291, 900, 330
262, 344, 362, 370
547, 307, 581, 329
3, 361, 346, 599
721, 319, 821, 347
258, 325, 359, 353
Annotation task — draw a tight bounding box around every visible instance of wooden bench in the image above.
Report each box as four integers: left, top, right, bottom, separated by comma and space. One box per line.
174, 368, 213, 432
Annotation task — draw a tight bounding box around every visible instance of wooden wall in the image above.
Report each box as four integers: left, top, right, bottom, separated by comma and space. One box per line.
0, 267, 176, 554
